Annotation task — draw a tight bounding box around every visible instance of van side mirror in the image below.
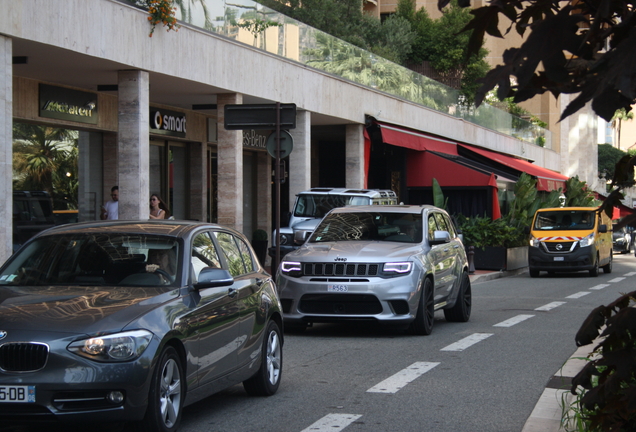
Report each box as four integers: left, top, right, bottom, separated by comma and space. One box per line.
599, 224, 607, 233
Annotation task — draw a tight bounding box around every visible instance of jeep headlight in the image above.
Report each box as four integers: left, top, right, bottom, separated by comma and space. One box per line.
281, 260, 302, 277
382, 262, 412, 275
68, 330, 153, 362
579, 232, 595, 248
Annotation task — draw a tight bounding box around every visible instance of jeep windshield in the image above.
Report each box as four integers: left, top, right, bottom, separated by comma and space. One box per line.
533, 210, 595, 230
294, 194, 372, 218
309, 212, 422, 243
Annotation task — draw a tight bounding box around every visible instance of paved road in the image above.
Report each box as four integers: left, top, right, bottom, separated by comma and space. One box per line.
4, 254, 636, 431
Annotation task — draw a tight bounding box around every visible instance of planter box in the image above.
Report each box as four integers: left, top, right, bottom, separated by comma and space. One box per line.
472, 246, 528, 271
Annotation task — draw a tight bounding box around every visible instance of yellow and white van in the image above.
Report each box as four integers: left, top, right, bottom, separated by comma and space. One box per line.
527, 207, 612, 277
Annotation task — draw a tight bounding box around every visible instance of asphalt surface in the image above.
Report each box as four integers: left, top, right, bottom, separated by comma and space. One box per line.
469, 268, 593, 432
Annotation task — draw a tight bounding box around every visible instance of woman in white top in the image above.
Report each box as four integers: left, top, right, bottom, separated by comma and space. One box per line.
149, 194, 170, 219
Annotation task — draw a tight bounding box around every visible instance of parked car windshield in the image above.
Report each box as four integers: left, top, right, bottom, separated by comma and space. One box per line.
0, 233, 180, 287
309, 212, 422, 243
294, 194, 372, 218
533, 210, 595, 230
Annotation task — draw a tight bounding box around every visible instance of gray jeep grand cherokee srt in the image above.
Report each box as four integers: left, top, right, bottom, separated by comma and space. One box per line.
277, 205, 471, 335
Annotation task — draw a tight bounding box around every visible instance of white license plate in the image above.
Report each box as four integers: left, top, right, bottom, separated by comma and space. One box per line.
328, 284, 348, 292
553, 257, 564, 261
0, 385, 36, 403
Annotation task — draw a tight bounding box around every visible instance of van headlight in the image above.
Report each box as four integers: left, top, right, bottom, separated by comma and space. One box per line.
529, 235, 540, 248
579, 232, 595, 248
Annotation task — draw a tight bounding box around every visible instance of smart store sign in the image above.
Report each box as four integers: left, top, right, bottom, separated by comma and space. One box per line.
150, 108, 187, 138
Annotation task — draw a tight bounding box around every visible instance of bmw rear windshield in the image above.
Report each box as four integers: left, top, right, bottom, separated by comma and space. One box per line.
309, 212, 422, 243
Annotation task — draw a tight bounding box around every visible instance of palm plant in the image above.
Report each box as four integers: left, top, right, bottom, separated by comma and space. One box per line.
13, 123, 78, 207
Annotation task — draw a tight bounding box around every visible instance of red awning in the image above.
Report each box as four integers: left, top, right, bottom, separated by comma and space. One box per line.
376, 121, 458, 155
406, 151, 501, 219
407, 151, 492, 187
459, 144, 568, 192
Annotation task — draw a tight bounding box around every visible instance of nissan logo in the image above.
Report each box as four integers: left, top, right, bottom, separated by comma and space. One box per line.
556, 244, 563, 251
0, 330, 6, 340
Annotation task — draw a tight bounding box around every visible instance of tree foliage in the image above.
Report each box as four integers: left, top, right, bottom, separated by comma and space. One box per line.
598, 144, 625, 180
257, 0, 487, 101
446, 0, 636, 122
395, 0, 490, 103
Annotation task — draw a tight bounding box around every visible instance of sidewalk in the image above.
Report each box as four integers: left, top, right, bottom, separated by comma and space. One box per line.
470, 267, 590, 432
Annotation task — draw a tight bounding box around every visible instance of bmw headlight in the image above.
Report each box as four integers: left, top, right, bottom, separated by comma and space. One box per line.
579, 232, 595, 248
382, 262, 413, 275
68, 330, 153, 362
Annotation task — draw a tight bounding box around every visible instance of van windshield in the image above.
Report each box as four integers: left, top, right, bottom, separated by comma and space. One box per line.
534, 210, 595, 231
294, 195, 371, 218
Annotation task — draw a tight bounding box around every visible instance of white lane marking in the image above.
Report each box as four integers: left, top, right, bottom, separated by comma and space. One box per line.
589, 284, 610, 290
493, 314, 535, 327
566, 291, 591, 299
301, 414, 363, 432
608, 277, 626, 283
440, 333, 493, 351
624, 272, 636, 276
367, 362, 439, 393
535, 301, 566, 311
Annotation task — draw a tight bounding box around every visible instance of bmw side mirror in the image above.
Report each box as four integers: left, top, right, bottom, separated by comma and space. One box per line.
194, 267, 234, 290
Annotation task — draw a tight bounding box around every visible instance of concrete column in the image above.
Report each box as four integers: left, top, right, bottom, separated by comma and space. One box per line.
217, 93, 243, 231
345, 124, 365, 188
117, 70, 149, 220
189, 141, 207, 222
289, 110, 311, 202
0, 36, 11, 263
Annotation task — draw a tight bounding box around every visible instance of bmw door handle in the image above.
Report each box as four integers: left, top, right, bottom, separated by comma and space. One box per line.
228, 288, 238, 298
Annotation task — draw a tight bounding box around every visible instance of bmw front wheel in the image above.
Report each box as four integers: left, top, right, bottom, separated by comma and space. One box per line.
243, 320, 283, 396
143, 346, 184, 432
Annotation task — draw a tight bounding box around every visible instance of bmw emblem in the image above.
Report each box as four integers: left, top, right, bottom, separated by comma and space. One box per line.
0, 330, 6, 340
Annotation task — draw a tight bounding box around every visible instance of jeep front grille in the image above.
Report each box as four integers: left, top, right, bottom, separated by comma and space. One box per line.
302, 263, 380, 277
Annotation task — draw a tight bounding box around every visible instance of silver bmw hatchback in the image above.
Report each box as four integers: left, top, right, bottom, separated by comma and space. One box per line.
277, 205, 471, 335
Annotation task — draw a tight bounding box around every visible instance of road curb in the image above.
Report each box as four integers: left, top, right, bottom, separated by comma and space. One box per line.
469, 267, 528, 284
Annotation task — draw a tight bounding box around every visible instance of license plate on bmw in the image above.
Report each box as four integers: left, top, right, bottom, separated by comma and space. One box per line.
0, 385, 36, 403
328, 284, 348, 292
